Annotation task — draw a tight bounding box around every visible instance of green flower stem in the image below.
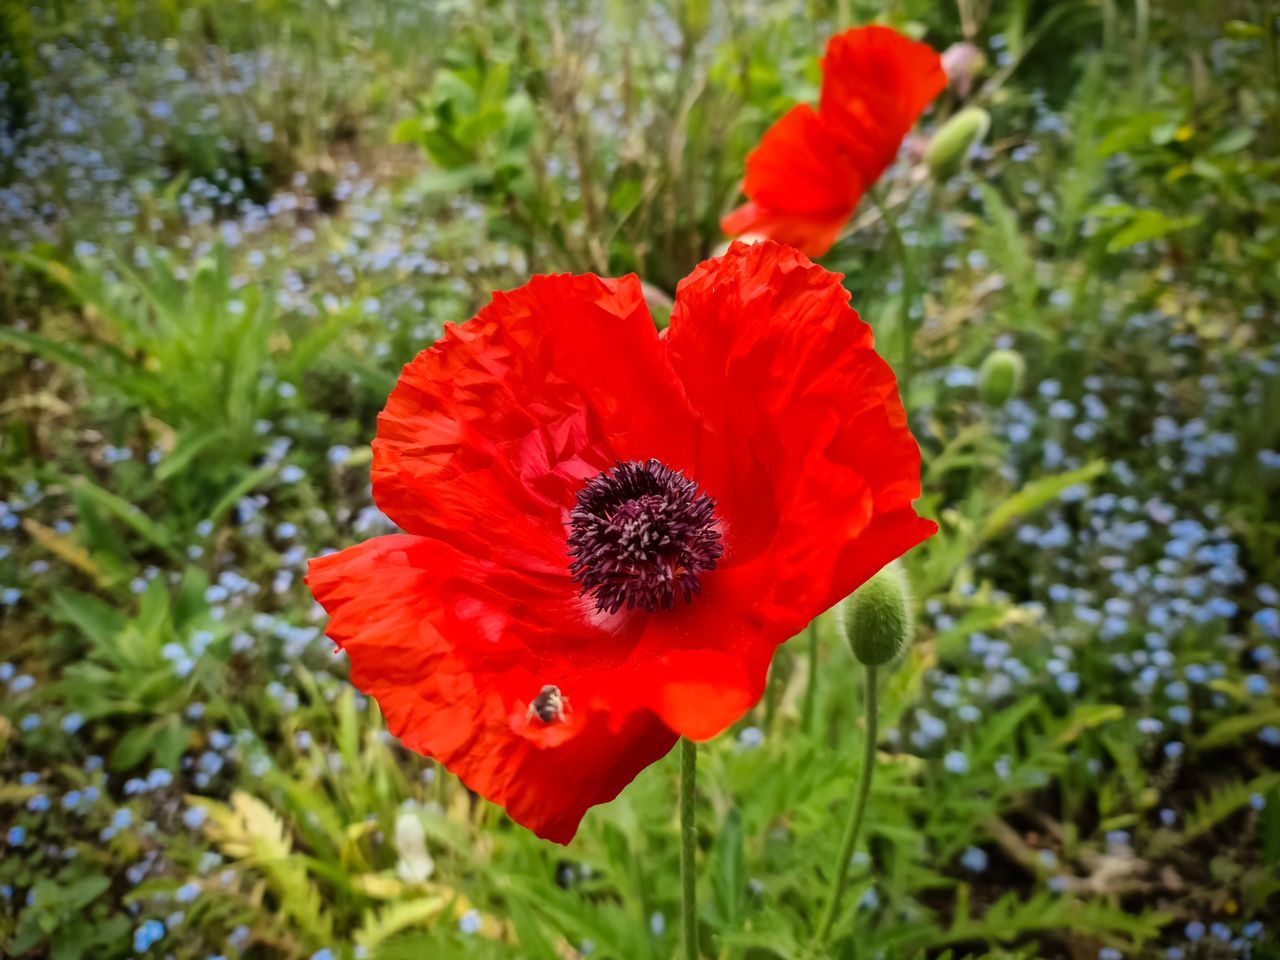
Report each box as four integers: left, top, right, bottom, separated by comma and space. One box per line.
880, 202, 914, 402
801, 620, 820, 735
811, 664, 879, 954
680, 736, 699, 960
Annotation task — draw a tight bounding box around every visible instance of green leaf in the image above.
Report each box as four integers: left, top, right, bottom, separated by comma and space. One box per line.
172, 567, 211, 627
11, 914, 45, 954
409, 165, 490, 195
51, 930, 87, 960
135, 576, 171, 640
326, 355, 397, 398
1195, 707, 1280, 749
505, 897, 560, 960
980, 460, 1107, 541
1055, 704, 1125, 745
70, 484, 128, 567
1105, 209, 1200, 252
355, 897, 448, 953
207, 463, 279, 526
50, 589, 125, 648
69, 476, 177, 558
1209, 127, 1254, 155
1225, 19, 1267, 39
59, 875, 112, 912
0, 326, 106, 381
111, 722, 158, 771
390, 115, 425, 144
608, 178, 644, 217
1096, 112, 1173, 157
1182, 774, 1280, 840
155, 429, 230, 481
153, 715, 190, 770
710, 806, 746, 930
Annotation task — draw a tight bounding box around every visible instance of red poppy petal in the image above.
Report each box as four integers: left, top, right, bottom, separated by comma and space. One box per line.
723, 105, 862, 256
719, 202, 852, 259
655, 241, 935, 733
372, 273, 700, 565
306, 534, 679, 844
817, 25, 946, 183
620, 561, 776, 741
742, 105, 863, 215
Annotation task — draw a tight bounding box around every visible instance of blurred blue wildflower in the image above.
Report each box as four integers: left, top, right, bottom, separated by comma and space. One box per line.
960, 846, 988, 872
133, 919, 165, 952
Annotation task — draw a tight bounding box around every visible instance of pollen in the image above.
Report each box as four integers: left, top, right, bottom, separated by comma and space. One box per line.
567, 459, 724, 614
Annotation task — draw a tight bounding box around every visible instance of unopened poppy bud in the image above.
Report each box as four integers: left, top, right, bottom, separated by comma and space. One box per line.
977, 348, 1025, 408
925, 107, 990, 181
941, 41, 986, 98
842, 562, 913, 667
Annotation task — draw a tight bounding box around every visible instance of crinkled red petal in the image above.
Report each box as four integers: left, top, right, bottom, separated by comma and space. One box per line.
654, 241, 937, 735
306, 534, 679, 844
720, 201, 853, 259
741, 105, 862, 216
818, 25, 947, 184
721, 105, 862, 256
371, 272, 699, 566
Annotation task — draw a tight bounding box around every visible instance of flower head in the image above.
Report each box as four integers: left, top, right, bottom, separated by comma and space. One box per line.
722, 26, 945, 256
307, 241, 935, 842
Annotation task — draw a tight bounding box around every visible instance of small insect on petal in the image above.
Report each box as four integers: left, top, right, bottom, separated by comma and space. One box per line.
527, 684, 569, 724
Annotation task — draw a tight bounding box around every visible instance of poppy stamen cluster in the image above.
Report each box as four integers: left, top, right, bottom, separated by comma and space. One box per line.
568, 459, 724, 614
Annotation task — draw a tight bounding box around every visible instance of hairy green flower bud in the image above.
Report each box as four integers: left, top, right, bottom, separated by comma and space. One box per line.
978, 348, 1025, 408
925, 107, 991, 181
842, 563, 913, 667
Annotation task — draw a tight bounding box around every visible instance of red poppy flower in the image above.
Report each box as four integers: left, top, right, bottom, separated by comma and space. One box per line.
722, 25, 946, 257
306, 241, 936, 843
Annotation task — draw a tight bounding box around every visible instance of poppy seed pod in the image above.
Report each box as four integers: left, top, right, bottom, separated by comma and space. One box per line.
978, 348, 1025, 408
925, 107, 991, 181
842, 562, 913, 667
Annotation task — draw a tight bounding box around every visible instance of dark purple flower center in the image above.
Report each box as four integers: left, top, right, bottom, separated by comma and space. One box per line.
568, 459, 724, 615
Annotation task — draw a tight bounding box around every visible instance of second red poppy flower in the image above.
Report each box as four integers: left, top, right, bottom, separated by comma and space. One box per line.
722, 26, 947, 257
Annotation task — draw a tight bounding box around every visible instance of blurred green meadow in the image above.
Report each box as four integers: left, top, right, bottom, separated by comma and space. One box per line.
2, 1, 1279, 958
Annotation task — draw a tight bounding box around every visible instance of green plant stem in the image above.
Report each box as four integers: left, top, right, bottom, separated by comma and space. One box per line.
800, 620, 820, 735
1132, 0, 1150, 97
680, 737, 699, 960
1268, 0, 1280, 85
874, 190, 915, 402
811, 664, 878, 954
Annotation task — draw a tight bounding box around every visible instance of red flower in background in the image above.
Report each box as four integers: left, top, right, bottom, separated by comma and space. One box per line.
307, 242, 936, 843
722, 25, 946, 257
